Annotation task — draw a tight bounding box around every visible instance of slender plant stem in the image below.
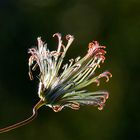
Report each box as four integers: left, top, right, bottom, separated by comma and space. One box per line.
0, 99, 45, 133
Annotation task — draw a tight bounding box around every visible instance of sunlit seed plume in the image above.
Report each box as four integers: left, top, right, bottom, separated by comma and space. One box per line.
28, 33, 112, 112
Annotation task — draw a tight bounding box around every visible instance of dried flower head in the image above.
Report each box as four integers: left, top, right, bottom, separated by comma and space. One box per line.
0, 33, 112, 133
28, 33, 112, 112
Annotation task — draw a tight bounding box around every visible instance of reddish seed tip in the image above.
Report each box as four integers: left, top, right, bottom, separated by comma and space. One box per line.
66, 34, 74, 40
53, 33, 61, 38
101, 46, 106, 49
106, 93, 109, 99
52, 105, 63, 112
110, 73, 113, 78
88, 42, 94, 48
106, 78, 109, 82
92, 41, 99, 46
98, 106, 103, 110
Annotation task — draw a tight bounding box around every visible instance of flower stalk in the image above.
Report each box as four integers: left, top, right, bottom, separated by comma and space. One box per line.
0, 100, 45, 133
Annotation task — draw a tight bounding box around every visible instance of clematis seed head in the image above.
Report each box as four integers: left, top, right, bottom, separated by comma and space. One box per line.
28, 33, 112, 112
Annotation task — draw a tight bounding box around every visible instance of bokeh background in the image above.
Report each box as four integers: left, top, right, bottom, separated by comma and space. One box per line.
0, 0, 140, 140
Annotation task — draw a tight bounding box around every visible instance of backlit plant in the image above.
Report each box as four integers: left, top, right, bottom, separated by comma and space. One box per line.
0, 33, 112, 133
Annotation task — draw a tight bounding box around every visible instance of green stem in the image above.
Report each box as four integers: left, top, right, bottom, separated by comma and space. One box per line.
0, 99, 45, 133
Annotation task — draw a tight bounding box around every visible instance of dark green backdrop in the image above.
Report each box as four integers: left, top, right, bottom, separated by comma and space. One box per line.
0, 0, 140, 139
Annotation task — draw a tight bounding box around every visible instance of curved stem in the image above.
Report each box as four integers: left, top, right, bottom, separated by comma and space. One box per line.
0, 99, 45, 133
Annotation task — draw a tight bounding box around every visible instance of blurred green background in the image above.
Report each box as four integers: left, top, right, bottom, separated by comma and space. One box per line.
0, 0, 140, 139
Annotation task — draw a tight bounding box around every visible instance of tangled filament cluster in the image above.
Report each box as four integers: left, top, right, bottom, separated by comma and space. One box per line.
28, 33, 112, 112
